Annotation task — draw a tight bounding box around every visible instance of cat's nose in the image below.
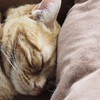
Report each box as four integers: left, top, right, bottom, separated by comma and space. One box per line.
33, 82, 42, 91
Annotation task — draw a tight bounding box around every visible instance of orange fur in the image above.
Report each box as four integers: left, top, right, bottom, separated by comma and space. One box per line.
0, 0, 61, 99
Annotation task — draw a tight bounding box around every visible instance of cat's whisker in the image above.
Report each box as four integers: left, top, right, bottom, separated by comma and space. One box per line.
13, 61, 23, 74
11, 36, 23, 73
1, 48, 24, 75
0, 48, 17, 70
13, 47, 24, 74
1, 47, 29, 76
0, 46, 20, 70
13, 45, 20, 69
1, 47, 18, 71
48, 89, 55, 93
6, 50, 19, 70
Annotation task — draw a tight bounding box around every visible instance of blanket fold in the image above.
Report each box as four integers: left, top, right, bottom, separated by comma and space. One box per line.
51, 0, 100, 100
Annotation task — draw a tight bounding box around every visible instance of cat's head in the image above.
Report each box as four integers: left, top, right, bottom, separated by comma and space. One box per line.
1, 0, 61, 95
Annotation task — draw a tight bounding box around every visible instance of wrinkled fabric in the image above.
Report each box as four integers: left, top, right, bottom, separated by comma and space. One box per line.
51, 0, 100, 100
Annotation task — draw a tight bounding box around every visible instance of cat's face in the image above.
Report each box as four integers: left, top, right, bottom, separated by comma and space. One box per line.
1, 0, 61, 95
9, 20, 59, 95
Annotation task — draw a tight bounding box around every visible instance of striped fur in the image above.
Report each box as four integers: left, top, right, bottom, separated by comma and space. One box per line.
0, 2, 60, 100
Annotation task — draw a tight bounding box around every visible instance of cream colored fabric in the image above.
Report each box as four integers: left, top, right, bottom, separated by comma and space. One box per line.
51, 0, 100, 100
64, 69, 100, 100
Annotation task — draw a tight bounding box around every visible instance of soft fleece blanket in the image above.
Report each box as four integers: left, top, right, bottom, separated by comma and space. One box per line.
51, 0, 100, 100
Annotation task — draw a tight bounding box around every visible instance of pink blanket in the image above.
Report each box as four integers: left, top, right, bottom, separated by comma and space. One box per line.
51, 0, 100, 100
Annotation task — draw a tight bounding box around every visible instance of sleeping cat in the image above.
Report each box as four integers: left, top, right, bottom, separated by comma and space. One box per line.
0, 0, 61, 99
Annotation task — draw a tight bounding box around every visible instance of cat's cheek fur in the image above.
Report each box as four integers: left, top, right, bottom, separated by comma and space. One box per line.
0, 67, 17, 100
11, 70, 46, 95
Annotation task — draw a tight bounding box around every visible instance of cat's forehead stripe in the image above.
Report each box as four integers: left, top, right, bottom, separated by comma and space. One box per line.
24, 36, 40, 52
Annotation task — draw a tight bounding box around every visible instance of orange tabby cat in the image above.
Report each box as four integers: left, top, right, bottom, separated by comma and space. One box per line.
0, 0, 61, 99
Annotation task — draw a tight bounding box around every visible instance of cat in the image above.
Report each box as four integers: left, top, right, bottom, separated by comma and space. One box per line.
51, 0, 100, 100
0, 0, 61, 99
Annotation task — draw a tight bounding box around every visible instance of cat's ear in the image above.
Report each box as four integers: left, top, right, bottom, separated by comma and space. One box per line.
31, 0, 61, 25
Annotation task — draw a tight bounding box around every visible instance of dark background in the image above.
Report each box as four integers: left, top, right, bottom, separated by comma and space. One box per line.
14, 91, 52, 100
0, 0, 74, 25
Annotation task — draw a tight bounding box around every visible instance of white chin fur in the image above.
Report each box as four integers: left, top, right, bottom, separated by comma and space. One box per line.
11, 70, 46, 95
11, 70, 29, 95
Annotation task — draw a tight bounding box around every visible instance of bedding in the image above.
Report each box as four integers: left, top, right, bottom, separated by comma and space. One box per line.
51, 0, 100, 100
